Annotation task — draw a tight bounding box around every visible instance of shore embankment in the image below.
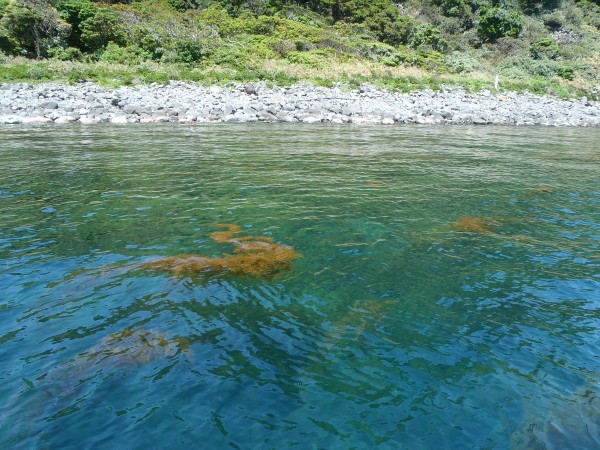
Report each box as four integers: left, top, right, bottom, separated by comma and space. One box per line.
1, 81, 599, 126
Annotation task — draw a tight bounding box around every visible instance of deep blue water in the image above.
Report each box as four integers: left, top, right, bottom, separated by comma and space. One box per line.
0, 124, 599, 449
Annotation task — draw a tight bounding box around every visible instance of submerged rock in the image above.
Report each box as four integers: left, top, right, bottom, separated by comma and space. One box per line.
511, 387, 600, 450
80, 328, 189, 368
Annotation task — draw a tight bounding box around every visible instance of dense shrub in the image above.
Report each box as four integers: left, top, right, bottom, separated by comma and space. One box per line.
410, 24, 448, 52
577, 0, 600, 28
445, 50, 479, 72
478, 6, 524, 42
500, 54, 576, 79
434, 0, 476, 28
48, 45, 83, 60
331, 0, 418, 46
519, 0, 562, 14
100, 42, 152, 63
530, 37, 560, 59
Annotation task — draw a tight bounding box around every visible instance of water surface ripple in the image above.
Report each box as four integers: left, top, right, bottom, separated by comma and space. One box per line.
0, 124, 599, 449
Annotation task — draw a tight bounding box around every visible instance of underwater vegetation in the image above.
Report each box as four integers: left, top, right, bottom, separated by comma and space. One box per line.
518, 186, 555, 200
452, 216, 498, 234
80, 328, 190, 368
141, 224, 302, 278
452, 187, 558, 238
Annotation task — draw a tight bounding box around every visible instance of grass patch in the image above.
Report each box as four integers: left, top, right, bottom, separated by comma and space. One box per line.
0, 55, 597, 99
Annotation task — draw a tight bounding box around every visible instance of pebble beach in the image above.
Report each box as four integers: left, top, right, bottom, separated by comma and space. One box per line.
1, 80, 600, 126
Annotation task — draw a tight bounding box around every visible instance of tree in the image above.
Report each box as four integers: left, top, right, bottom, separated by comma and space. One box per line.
1, 0, 70, 58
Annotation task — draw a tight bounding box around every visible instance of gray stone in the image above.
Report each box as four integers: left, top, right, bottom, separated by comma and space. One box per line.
0, 80, 598, 127
224, 114, 241, 123
55, 116, 78, 124
275, 111, 290, 121
110, 115, 128, 124
257, 110, 277, 122
40, 101, 59, 109
301, 115, 322, 124
0, 115, 23, 124
382, 115, 395, 125
122, 104, 139, 114
22, 116, 53, 124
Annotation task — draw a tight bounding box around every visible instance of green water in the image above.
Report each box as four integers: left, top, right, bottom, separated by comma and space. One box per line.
0, 124, 598, 449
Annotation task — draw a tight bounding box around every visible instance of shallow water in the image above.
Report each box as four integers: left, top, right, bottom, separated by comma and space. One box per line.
1, 124, 599, 449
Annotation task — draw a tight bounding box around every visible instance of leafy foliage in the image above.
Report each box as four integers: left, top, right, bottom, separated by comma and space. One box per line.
0, 0, 598, 96
478, 6, 524, 42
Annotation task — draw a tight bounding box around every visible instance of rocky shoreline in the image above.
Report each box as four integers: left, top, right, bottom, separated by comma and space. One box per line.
1, 80, 600, 126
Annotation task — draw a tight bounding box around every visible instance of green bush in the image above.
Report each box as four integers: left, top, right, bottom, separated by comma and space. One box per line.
434, 0, 475, 29
166, 0, 202, 12
478, 7, 523, 42
542, 11, 565, 30
0, 24, 20, 55
519, 0, 561, 14
577, 0, 600, 28
414, 49, 448, 71
331, 0, 418, 46
80, 8, 126, 52
287, 50, 326, 67
0, 0, 9, 16
557, 64, 575, 80
48, 46, 83, 60
445, 50, 479, 72
100, 42, 152, 64
410, 24, 449, 52
530, 37, 560, 59
500, 54, 577, 79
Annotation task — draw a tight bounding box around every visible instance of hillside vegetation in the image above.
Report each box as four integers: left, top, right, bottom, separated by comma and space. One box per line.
1, 0, 600, 97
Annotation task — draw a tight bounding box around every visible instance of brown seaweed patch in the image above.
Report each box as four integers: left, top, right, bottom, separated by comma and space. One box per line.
452, 216, 497, 234
520, 186, 555, 199
141, 224, 301, 278
210, 223, 242, 243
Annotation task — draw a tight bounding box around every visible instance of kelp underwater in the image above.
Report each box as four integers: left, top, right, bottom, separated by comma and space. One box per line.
140, 224, 302, 278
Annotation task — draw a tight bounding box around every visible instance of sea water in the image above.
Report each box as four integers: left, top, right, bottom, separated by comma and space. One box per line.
0, 124, 598, 449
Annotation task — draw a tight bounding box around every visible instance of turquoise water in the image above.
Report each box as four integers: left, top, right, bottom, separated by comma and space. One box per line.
0, 124, 598, 449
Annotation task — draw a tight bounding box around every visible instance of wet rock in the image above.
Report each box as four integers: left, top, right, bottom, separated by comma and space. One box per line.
54, 116, 78, 124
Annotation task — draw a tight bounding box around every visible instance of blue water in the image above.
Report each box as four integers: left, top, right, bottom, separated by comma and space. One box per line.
0, 124, 599, 449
